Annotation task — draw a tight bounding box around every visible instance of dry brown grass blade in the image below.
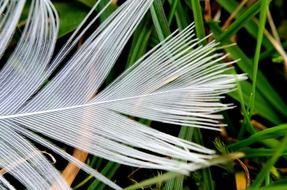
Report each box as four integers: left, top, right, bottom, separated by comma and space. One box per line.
222, 0, 249, 30
204, 0, 211, 22
61, 150, 88, 187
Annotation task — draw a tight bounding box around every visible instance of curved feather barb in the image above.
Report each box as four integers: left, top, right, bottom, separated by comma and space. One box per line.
0, 0, 246, 189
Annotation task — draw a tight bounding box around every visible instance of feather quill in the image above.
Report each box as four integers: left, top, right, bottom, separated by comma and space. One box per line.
0, 0, 246, 189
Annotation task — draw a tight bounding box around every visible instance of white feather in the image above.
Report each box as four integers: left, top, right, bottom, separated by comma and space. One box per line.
0, 0, 246, 189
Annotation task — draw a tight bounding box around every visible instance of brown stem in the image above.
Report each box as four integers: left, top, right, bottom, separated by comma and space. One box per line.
222, 0, 249, 30
236, 159, 251, 189
204, 0, 212, 22
61, 150, 88, 187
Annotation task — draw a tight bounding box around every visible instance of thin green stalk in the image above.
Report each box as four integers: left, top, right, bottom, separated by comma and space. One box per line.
231, 69, 256, 136
250, 135, 287, 188
265, 174, 270, 186
248, 0, 270, 119
167, 0, 190, 29
261, 41, 287, 60
167, 0, 179, 25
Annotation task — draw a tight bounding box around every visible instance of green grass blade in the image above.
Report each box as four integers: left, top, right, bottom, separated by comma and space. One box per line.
167, 0, 190, 29
242, 148, 287, 158
88, 162, 120, 190
150, 0, 171, 41
217, 0, 272, 49
217, 1, 261, 41
251, 135, 287, 188
228, 81, 282, 124
191, 0, 206, 43
126, 17, 152, 68
229, 124, 287, 150
54, 2, 88, 38
248, 0, 270, 119
167, 0, 179, 25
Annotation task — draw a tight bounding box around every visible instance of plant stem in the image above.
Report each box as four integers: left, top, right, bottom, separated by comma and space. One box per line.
248, 0, 270, 119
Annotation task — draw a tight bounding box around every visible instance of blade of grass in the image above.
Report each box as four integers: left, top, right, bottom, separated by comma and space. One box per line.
88, 162, 120, 190
126, 16, 152, 68
230, 70, 256, 135
229, 124, 287, 150
167, 0, 179, 25
164, 176, 184, 190
54, 2, 89, 38
167, 0, 190, 29
228, 80, 282, 125
249, 179, 287, 190
150, 0, 170, 41
260, 41, 287, 61
219, 0, 287, 74
242, 148, 287, 158
217, 0, 272, 49
191, 0, 206, 43
248, 0, 270, 120
250, 134, 287, 188
73, 175, 93, 189
217, 1, 261, 41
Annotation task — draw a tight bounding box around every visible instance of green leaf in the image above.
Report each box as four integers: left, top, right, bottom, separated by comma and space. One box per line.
150, 0, 171, 41
126, 16, 152, 68
191, 0, 206, 42
217, 0, 272, 49
229, 124, 287, 150
167, 0, 190, 29
88, 162, 120, 190
54, 2, 89, 38
251, 134, 287, 188
217, 1, 261, 41
248, 0, 270, 121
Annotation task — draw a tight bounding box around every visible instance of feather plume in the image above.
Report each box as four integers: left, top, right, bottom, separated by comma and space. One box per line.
0, 0, 246, 189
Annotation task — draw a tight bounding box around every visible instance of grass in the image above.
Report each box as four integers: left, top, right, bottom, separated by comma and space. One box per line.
16, 0, 287, 189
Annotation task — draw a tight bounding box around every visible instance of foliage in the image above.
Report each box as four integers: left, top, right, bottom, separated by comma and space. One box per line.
1, 0, 287, 189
